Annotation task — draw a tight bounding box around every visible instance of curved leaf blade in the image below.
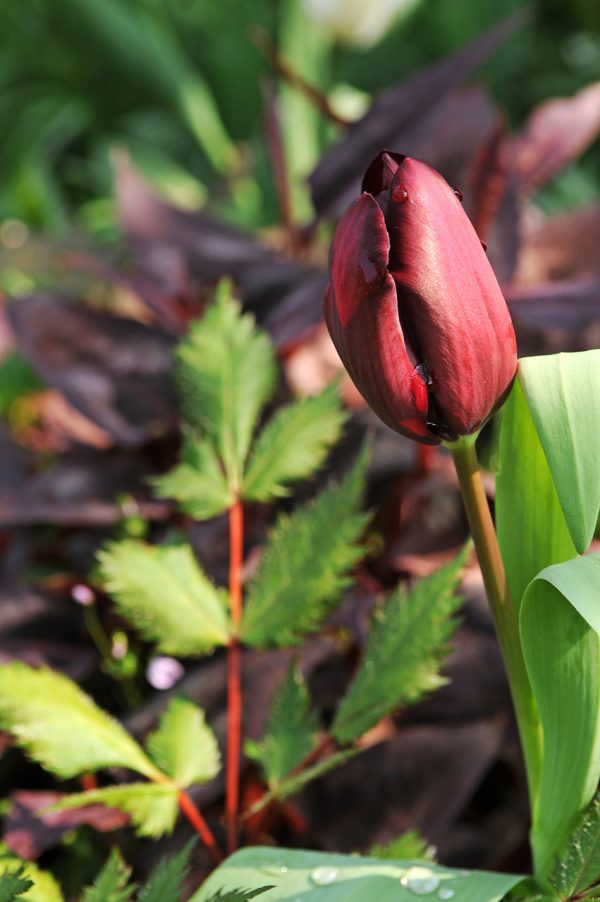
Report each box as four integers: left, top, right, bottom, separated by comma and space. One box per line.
48, 784, 180, 839
0, 663, 160, 780
145, 698, 220, 789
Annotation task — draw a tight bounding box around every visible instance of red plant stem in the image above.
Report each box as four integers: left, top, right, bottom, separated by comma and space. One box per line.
178, 791, 223, 865
226, 499, 244, 854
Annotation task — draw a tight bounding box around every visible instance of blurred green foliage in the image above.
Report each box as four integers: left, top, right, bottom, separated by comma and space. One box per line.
1, 0, 600, 233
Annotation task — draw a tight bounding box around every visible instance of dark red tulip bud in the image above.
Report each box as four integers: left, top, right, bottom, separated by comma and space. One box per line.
324, 151, 517, 444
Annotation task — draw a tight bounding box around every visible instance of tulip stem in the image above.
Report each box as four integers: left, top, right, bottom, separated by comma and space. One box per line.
450, 436, 542, 807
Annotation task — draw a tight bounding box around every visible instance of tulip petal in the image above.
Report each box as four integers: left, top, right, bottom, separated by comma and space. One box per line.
385, 157, 516, 437
324, 194, 433, 442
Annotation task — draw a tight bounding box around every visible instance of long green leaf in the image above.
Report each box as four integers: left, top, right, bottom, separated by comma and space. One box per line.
175, 283, 276, 487
0, 663, 160, 780
332, 551, 466, 745
98, 539, 230, 656
49, 784, 180, 839
518, 351, 600, 553
154, 434, 234, 520
241, 447, 369, 648
145, 698, 221, 789
190, 847, 523, 902
521, 555, 600, 879
242, 385, 347, 502
497, 377, 577, 612
245, 664, 318, 790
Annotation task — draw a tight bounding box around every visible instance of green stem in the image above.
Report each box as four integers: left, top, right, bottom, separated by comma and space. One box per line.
450, 436, 542, 805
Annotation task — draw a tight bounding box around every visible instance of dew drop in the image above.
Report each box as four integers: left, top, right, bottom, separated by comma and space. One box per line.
438, 889, 455, 900
392, 185, 409, 203
452, 188, 464, 202
400, 866, 440, 895
310, 865, 338, 886
261, 864, 289, 876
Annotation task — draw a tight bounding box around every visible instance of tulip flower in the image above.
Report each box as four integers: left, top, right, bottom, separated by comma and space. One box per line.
324, 151, 517, 444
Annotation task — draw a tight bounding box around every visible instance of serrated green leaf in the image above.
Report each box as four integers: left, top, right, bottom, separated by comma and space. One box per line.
245, 665, 318, 789
190, 847, 524, 902
0, 865, 33, 902
249, 749, 359, 813
0, 663, 161, 780
521, 555, 600, 880
518, 351, 600, 553
242, 385, 347, 502
549, 793, 600, 899
370, 831, 435, 862
175, 282, 277, 487
331, 551, 466, 745
145, 698, 220, 789
48, 783, 180, 839
98, 539, 230, 656
241, 447, 369, 648
154, 434, 234, 519
204, 889, 273, 902
82, 849, 134, 902
0, 848, 63, 902
138, 839, 196, 902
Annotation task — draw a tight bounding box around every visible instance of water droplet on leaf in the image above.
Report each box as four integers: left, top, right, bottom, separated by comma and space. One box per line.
261, 864, 289, 876
392, 186, 409, 203
310, 866, 338, 886
438, 889, 455, 900
400, 866, 440, 895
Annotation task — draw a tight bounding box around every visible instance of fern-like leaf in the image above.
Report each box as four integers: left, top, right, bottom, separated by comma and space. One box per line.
245, 664, 318, 789
146, 698, 221, 789
549, 791, 600, 899
154, 434, 234, 520
0, 663, 160, 780
0, 865, 33, 902
138, 839, 196, 902
175, 281, 276, 487
204, 889, 273, 901
370, 830, 435, 861
98, 539, 230, 656
48, 784, 180, 839
241, 446, 369, 648
82, 849, 134, 902
332, 550, 466, 745
242, 384, 347, 502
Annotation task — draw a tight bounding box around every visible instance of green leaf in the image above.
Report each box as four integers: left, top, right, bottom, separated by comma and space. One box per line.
331, 551, 466, 745
245, 665, 318, 790
518, 351, 600, 553
175, 282, 277, 486
0, 865, 33, 902
370, 831, 435, 862
48, 783, 180, 839
154, 433, 234, 520
241, 447, 369, 648
204, 890, 273, 902
242, 385, 347, 502
82, 849, 134, 902
520, 555, 600, 879
0, 663, 161, 780
189, 847, 524, 902
248, 750, 359, 813
0, 848, 63, 902
145, 698, 221, 789
98, 539, 230, 656
138, 839, 196, 902
497, 377, 577, 612
548, 792, 600, 900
